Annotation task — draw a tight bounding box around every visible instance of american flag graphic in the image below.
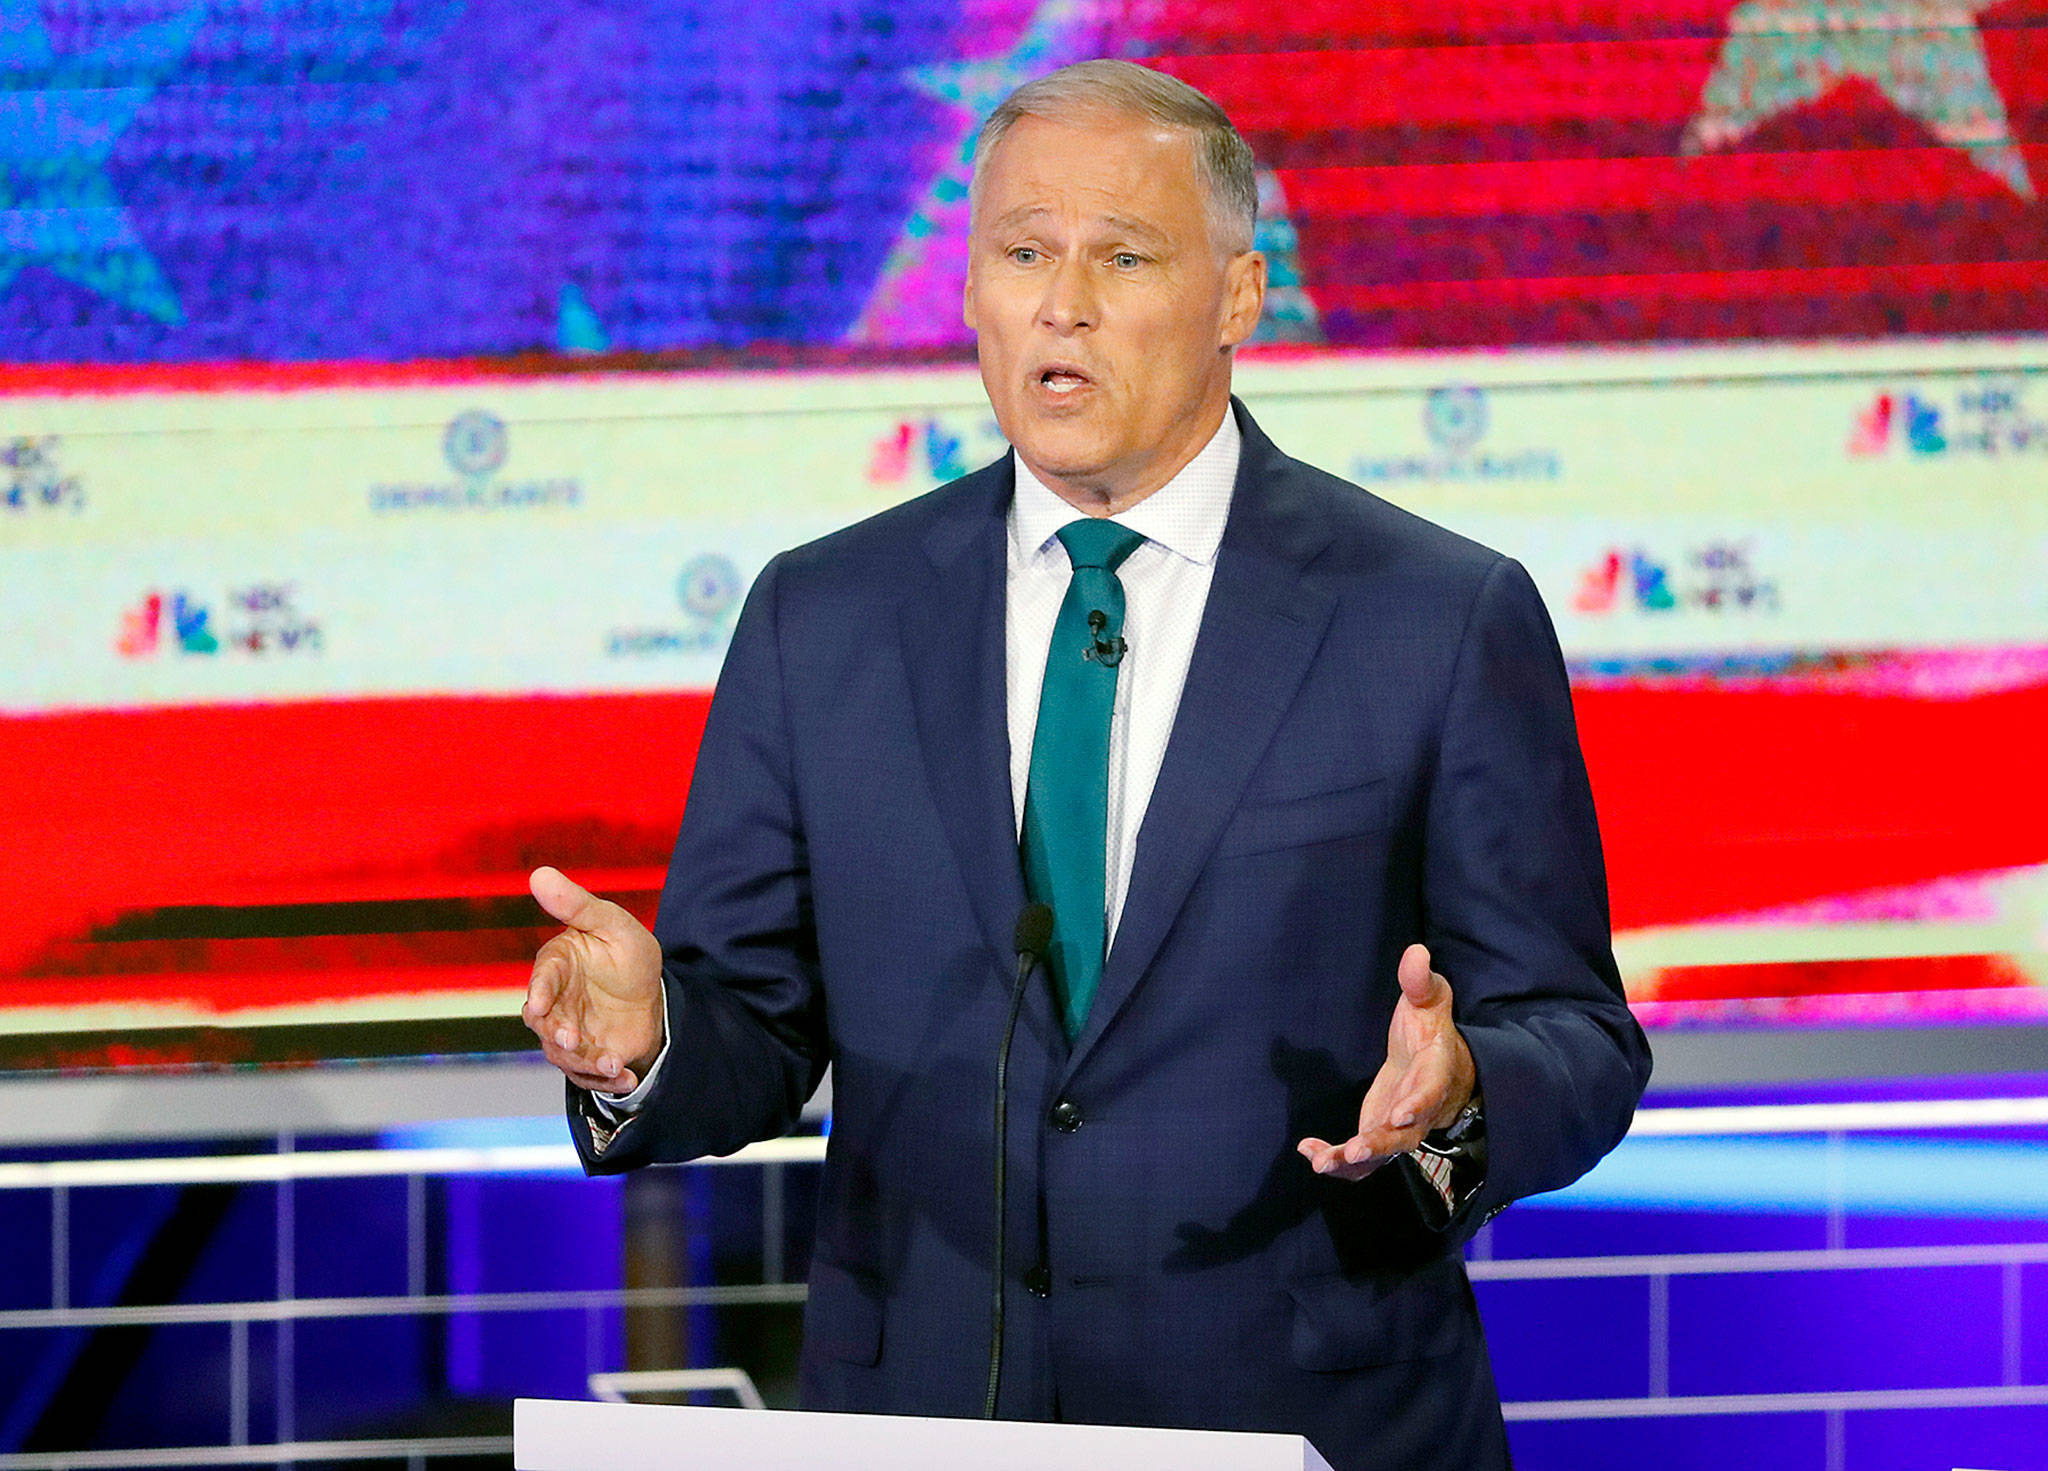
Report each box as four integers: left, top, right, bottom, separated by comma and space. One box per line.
3, 0, 2041, 367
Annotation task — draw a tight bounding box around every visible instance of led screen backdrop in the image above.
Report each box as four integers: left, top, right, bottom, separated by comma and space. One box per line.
1, 0, 2045, 1074
6, 0, 2047, 369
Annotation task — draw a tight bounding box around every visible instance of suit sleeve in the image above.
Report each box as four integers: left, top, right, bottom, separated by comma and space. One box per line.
568, 554, 830, 1173
1422, 556, 1652, 1232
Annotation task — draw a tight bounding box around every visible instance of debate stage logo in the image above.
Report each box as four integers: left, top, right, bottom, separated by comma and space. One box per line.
867, 415, 1006, 486
1351, 386, 1562, 486
1571, 541, 1779, 617
4, 436, 85, 515
116, 582, 324, 658
1849, 381, 2047, 459
605, 554, 745, 657
369, 411, 584, 512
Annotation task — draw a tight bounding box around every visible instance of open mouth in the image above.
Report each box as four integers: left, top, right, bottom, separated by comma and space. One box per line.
1036, 365, 1093, 395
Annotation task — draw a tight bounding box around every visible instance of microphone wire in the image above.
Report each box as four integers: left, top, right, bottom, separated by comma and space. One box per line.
987, 902, 1053, 1419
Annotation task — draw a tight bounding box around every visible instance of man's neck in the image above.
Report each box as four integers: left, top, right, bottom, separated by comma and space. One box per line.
1025, 398, 1233, 518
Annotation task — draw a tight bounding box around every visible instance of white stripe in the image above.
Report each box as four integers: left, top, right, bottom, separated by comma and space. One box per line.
0, 1283, 807, 1332
1503, 1384, 2048, 1421
1630, 1096, 2048, 1136
0, 1439, 512, 1470
6, 1094, 2043, 1188
0, 1133, 828, 1190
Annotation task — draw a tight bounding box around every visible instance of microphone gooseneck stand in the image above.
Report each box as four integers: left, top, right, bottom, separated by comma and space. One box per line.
986, 902, 1054, 1419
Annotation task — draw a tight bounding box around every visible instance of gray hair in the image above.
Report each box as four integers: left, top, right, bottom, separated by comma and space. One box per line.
970, 59, 1258, 255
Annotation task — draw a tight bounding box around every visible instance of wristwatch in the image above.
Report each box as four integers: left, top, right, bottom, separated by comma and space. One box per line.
1420, 1090, 1485, 1155
1405, 1090, 1488, 1227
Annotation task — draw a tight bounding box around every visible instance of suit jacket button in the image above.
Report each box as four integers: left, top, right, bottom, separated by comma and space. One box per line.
1023, 1265, 1051, 1297
1050, 1100, 1083, 1132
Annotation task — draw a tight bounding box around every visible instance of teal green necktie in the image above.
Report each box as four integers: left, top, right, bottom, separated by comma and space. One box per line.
1021, 518, 1146, 1041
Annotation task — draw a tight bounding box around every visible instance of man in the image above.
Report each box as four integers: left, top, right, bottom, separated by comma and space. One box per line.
523, 60, 1650, 1471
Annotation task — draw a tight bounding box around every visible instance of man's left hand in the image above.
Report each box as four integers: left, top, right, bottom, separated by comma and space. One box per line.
1297, 943, 1476, 1180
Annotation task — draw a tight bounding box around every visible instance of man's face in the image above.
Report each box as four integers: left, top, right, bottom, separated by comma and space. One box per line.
964, 109, 1265, 512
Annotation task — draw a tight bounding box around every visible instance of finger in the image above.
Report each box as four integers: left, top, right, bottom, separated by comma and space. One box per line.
538, 1036, 631, 1094
1378, 1089, 1440, 1147
530, 866, 613, 935
533, 1013, 639, 1086
1388, 1053, 1450, 1132
1352, 1083, 1438, 1157
544, 1015, 582, 1053
584, 1046, 637, 1090
519, 980, 575, 1048
1397, 943, 1446, 1009
1353, 1056, 1408, 1134
1329, 1155, 1394, 1181
1353, 1124, 1426, 1163
1389, 1095, 1435, 1136
524, 953, 563, 1019
564, 1058, 637, 1094
1296, 1137, 1345, 1174
536, 1033, 592, 1078
1344, 1127, 1404, 1165
1300, 1135, 1394, 1180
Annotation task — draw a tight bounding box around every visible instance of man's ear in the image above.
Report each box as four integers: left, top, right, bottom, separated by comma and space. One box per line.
1219, 250, 1267, 350
962, 261, 979, 333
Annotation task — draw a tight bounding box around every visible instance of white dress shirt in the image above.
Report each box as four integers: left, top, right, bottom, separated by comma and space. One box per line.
1006, 410, 1239, 944
597, 411, 1239, 1112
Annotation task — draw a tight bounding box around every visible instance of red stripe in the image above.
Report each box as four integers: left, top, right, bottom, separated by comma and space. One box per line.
1150, 22, 2048, 347
0, 356, 572, 396
1281, 144, 2042, 218
1151, 42, 1721, 131
1310, 256, 2048, 311
1319, 288, 2048, 348
0, 347, 983, 395
1645, 954, 2032, 1003
1135, 0, 1739, 48
6, 676, 2045, 1017
1573, 679, 2048, 931
0, 694, 710, 981
0, 965, 533, 1015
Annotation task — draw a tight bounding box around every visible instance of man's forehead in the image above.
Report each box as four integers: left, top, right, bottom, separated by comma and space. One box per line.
978, 110, 1198, 192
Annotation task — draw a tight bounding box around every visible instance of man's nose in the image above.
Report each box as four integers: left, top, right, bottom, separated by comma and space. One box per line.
1038, 256, 1096, 333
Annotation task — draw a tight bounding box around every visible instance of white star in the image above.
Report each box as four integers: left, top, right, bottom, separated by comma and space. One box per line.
846, 0, 1102, 345
848, 4, 1321, 346
1682, 1, 2033, 198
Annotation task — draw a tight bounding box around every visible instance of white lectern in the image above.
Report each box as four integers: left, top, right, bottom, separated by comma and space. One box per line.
514, 1398, 1336, 1471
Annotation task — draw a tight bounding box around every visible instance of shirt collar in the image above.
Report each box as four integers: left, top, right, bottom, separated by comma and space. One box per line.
1009, 407, 1240, 569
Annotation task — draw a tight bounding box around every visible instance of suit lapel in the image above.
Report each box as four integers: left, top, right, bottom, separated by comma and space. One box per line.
1061, 408, 1337, 1080
897, 462, 1039, 1012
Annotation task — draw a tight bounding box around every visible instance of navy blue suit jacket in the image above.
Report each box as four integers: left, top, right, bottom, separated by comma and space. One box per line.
570, 403, 1651, 1470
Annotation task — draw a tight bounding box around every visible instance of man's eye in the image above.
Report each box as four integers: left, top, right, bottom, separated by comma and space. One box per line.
1112, 252, 1143, 268
1011, 247, 1040, 264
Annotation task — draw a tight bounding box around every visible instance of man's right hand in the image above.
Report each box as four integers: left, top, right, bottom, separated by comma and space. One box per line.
523, 866, 665, 1095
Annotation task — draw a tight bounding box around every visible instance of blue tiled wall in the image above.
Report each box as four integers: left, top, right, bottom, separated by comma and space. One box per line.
3, 1130, 2045, 1464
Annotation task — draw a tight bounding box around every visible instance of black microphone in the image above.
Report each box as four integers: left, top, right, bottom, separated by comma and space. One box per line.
986, 901, 1053, 1419
1084, 609, 1126, 667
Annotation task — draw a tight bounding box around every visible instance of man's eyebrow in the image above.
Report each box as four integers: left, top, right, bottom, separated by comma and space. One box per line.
989, 204, 1051, 233
982, 206, 1174, 247
1100, 214, 1171, 246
